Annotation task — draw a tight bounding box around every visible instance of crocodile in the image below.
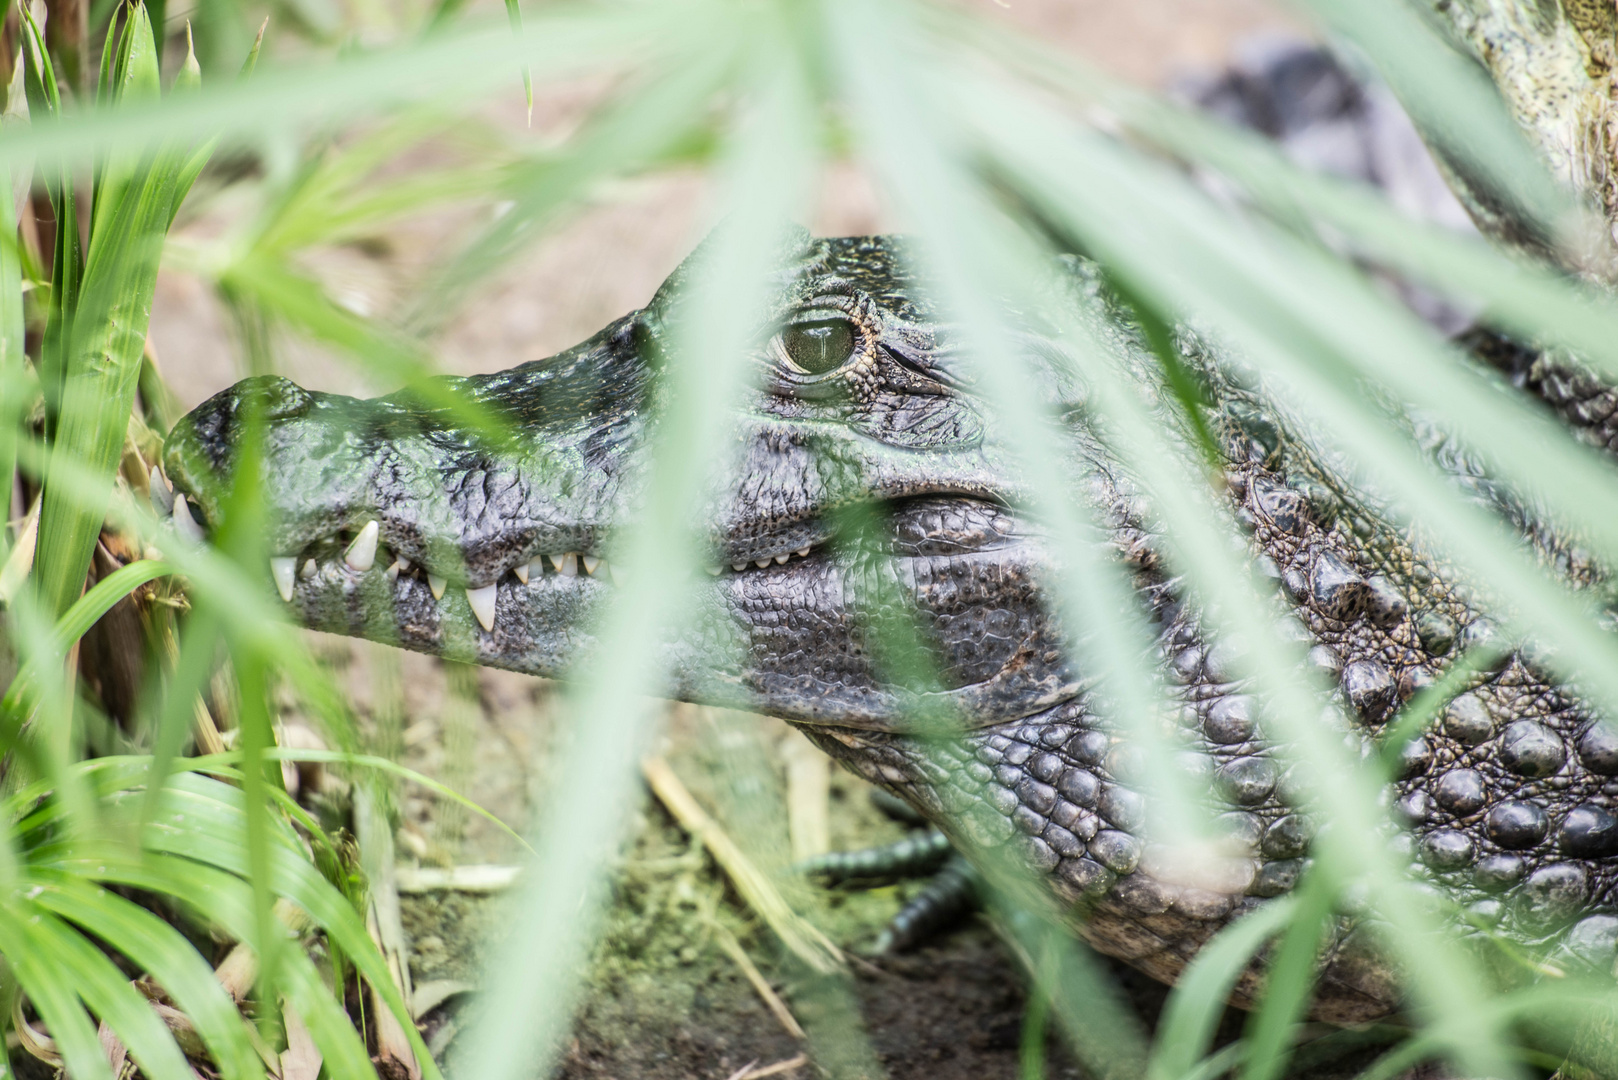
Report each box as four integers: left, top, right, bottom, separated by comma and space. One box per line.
159, 227, 1618, 1027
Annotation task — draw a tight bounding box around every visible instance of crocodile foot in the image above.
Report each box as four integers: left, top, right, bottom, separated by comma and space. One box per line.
797, 794, 984, 954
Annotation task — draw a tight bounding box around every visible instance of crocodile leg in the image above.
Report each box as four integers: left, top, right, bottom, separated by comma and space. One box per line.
797, 793, 984, 954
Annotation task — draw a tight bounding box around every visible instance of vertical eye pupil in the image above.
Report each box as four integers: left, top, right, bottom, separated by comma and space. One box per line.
783, 319, 855, 375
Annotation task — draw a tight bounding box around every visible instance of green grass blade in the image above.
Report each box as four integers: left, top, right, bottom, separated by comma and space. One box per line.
1297, 0, 1572, 244
19, 3, 82, 440
34, 3, 190, 624
33, 850, 383, 1079
7, 900, 194, 1079
503, 0, 531, 121
1149, 897, 1298, 1080
26, 868, 266, 1080
452, 26, 821, 1080
139, 774, 444, 1077
0, 560, 173, 732
0, 898, 114, 1080
0, 8, 673, 174
189, 747, 533, 853
1238, 871, 1336, 1080
414, 48, 739, 331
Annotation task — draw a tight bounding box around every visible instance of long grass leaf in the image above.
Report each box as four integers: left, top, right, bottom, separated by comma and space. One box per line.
416, 46, 739, 329
452, 27, 821, 1080
0, 560, 173, 728
33, 851, 383, 1080
26, 869, 265, 1080
0, 899, 114, 1080
138, 775, 443, 1077
0, 8, 681, 173
1148, 897, 1297, 1080
8, 901, 193, 1079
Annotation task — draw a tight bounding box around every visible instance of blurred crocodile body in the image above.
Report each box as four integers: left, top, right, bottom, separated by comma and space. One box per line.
162, 229, 1618, 1025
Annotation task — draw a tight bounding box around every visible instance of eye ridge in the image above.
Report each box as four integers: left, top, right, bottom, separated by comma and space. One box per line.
781, 317, 856, 376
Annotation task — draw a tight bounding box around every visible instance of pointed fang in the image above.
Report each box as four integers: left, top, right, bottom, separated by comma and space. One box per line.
270, 558, 296, 602
528, 557, 546, 582
345, 520, 380, 571
581, 554, 600, 575
558, 552, 579, 577
514, 562, 530, 584
149, 467, 174, 516
173, 495, 204, 543
301, 559, 318, 580
428, 573, 447, 600
385, 559, 403, 582
467, 584, 498, 631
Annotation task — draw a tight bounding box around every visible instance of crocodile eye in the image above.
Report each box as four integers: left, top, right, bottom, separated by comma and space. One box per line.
781, 318, 855, 376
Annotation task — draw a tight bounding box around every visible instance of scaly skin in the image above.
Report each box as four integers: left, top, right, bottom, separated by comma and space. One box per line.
1422, 0, 1618, 272
164, 234, 1618, 1024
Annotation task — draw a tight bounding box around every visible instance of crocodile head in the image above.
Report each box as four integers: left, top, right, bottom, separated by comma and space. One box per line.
163, 232, 1083, 731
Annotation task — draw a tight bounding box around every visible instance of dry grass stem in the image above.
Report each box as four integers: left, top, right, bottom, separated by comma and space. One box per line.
357, 786, 422, 1080
640, 755, 844, 975
724, 1052, 810, 1080
780, 730, 829, 863
709, 921, 806, 1040
279, 1004, 323, 1080
394, 864, 521, 893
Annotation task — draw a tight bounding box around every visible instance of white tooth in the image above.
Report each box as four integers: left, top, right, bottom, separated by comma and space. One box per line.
581, 554, 600, 575
428, 573, 447, 600
172, 495, 204, 543
558, 552, 578, 577
466, 584, 497, 631
705, 566, 722, 576
344, 520, 379, 571
514, 562, 530, 584
149, 467, 174, 516
755, 559, 771, 569
398, 556, 411, 571
385, 559, 403, 582
300, 559, 317, 580
528, 557, 546, 581
732, 563, 746, 572
775, 553, 790, 564
796, 547, 811, 558
270, 558, 296, 602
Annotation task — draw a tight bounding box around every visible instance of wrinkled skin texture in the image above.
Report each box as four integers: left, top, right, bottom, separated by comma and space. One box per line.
165, 234, 1618, 1025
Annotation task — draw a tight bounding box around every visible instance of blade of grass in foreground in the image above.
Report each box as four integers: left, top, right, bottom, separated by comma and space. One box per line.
33, 3, 191, 622
451, 31, 822, 1080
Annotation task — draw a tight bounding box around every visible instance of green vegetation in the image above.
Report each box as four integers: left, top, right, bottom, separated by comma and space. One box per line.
1, 0, 1617, 1078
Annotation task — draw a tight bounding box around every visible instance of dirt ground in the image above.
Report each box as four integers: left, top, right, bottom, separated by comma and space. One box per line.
144, 3, 1334, 1078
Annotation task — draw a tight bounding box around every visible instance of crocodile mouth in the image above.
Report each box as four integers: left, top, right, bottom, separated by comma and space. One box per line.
157, 481, 1026, 636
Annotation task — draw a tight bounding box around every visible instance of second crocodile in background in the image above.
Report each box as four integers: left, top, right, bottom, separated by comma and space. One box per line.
162, 231, 1618, 1025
